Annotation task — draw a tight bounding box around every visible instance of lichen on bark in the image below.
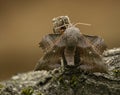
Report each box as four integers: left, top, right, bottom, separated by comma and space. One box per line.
0, 48, 120, 95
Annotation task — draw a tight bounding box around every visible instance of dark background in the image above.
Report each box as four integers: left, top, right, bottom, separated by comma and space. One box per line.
0, 0, 120, 81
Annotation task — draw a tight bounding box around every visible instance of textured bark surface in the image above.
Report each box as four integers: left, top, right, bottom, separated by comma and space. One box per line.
0, 48, 120, 95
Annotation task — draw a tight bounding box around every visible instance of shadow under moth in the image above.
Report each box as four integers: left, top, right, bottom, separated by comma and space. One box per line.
34, 16, 108, 73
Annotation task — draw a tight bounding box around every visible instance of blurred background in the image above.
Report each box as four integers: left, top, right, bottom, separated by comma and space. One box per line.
0, 0, 120, 81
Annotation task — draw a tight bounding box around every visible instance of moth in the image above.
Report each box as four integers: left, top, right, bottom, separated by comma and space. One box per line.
34, 16, 107, 73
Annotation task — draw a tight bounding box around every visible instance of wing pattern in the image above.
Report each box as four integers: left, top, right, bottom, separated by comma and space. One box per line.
34, 26, 107, 73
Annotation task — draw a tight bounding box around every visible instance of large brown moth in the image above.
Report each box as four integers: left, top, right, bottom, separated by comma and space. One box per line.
34, 16, 107, 73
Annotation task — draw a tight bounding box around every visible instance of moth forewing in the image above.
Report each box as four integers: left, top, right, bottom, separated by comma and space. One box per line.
77, 36, 108, 73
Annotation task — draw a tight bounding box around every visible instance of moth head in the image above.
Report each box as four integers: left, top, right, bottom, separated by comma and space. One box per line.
52, 16, 72, 34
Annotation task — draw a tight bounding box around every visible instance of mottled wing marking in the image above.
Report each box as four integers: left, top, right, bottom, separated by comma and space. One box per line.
34, 55, 61, 70
35, 34, 65, 71
39, 34, 61, 53
83, 34, 107, 54
77, 34, 107, 73
35, 27, 107, 73
34, 46, 63, 70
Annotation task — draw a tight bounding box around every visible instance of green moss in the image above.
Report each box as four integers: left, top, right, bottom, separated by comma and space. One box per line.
57, 73, 80, 91
21, 86, 34, 95
58, 76, 68, 90
37, 92, 44, 95
0, 84, 4, 90
70, 75, 79, 88
112, 69, 120, 77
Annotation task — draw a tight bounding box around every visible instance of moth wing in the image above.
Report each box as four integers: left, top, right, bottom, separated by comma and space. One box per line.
34, 55, 61, 71
35, 34, 66, 71
77, 34, 107, 73
83, 34, 107, 54
39, 34, 61, 52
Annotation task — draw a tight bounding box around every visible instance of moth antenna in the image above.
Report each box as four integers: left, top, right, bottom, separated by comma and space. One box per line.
74, 22, 91, 27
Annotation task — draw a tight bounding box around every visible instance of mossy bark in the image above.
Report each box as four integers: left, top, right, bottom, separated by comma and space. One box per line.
0, 48, 120, 95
